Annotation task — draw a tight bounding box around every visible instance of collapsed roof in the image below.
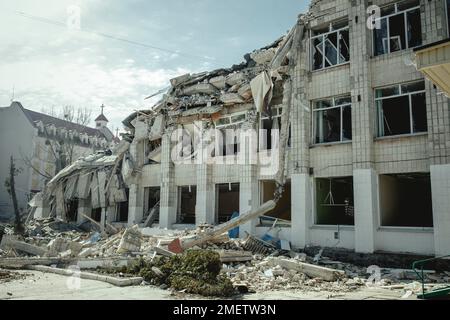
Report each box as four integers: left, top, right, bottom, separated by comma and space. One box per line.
123, 23, 303, 135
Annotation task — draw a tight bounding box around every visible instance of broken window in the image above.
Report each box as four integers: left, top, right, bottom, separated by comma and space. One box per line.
373, 0, 422, 56
315, 177, 354, 226
177, 186, 196, 224
379, 173, 433, 228
376, 80, 427, 137
260, 106, 291, 150
314, 95, 352, 144
311, 22, 350, 71
260, 180, 291, 221
214, 112, 247, 156
216, 183, 239, 224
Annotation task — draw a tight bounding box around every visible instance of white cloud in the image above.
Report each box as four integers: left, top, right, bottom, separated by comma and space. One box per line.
0, 53, 190, 130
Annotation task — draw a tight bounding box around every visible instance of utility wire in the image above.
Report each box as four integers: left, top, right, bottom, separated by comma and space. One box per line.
14, 10, 219, 63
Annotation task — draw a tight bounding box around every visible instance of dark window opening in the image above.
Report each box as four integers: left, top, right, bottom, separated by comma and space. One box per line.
213, 129, 240, 157
66, 199, 78, 222
407, 9, 422, 48
339, 29, 350, 63
260, 117, 280, 150
261, 181, 291, 221
379, 96, 411, 136
447, 0, 450, 37
376, 81, 427, 137
315, 177, 354, 226
116, 188, 129, 222
143, 187, 160, 224
314, 96, 352, 143
91, 207, 102, 222
216, 183, 239, 224
260, 107, 291, 150
379, 173, 433, 228
178, 186, 196, 224
374, 18, 389, 55
389, 13, 406, 53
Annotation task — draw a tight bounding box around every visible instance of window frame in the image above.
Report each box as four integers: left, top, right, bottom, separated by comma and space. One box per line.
310, 24, 350, 71
312, 95, 352, 145
375, 80, 427, 137
372, 1, 422, 56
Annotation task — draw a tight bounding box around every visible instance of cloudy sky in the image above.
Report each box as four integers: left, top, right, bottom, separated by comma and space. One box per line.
0, 0, 309, 133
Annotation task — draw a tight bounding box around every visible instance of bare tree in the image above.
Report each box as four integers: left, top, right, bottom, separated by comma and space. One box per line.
4, 156, 24, 234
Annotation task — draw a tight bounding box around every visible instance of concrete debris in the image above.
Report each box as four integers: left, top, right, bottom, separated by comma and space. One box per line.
0, 235, 48, 257
117, 225, 142, 254
267, 257, 345, 282
2, 217, 450, 298
28, 265, 143, 287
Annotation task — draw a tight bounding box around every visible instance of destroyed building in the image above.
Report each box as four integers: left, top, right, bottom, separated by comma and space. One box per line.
0, 102, 118, 220
31, 0, 450, 257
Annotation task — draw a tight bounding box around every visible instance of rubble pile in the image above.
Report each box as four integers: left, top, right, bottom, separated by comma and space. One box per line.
2, 217, 450, 298
121, 250, 235, 297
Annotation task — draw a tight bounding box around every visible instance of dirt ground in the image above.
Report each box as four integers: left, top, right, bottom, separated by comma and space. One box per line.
0, 270, 417, 300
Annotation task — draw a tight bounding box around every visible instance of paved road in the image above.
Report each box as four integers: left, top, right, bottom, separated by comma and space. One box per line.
0, 270, 415, 300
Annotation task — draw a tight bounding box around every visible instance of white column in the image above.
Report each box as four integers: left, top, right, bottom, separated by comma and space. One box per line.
127, 184, 144, 226
430, 164, 450, 256
159, 131, 177, 229
290, 173, 311, 248
353, 168, 378, 253
239, 165, 259, 237
196, 164, 215, 225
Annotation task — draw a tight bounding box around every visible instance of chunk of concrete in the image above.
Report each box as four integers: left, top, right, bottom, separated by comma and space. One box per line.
209, 75, 227, 89
117, 225, 141, 254
238, 83, 252, 100
170, 73, 191, 87
220, 93, 244, 105
226, 72, 245, 86
250, 48, 276, 64
182, 83, 217, 95
0, 235, 48, 256
267, 257, 345, 282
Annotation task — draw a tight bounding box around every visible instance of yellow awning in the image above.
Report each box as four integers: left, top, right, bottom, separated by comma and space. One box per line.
415, 39, 450, 97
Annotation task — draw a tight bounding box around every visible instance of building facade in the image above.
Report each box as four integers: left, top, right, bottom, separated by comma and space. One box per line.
0, 101, 116, 219
33, 0, 450, 257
